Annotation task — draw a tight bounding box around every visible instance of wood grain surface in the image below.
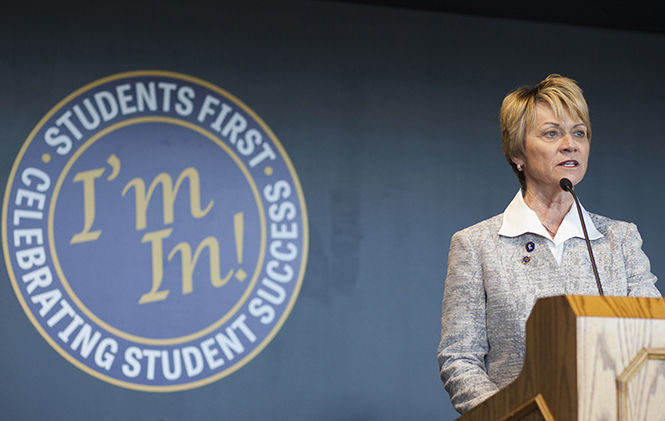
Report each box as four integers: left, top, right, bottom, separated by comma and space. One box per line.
566, 295, 665, 319
577, 318, 665, 420
616, 348, 665, 420
458, 295, 665, 421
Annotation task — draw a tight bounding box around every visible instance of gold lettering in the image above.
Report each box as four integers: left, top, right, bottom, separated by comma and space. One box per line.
233, 212, 246, 281
70, 168, 104, 244
139, 228, 173, 304
168, 237, 232, 295
122, 167, 213, 230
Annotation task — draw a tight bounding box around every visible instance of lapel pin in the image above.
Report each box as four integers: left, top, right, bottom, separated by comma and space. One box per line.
521, 256, 531, 265
525, 241, 535, 252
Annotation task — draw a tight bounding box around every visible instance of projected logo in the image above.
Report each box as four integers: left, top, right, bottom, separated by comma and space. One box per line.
2, 71, 308, 391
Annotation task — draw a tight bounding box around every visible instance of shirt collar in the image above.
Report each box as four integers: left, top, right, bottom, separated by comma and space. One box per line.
498, 190, 603, 245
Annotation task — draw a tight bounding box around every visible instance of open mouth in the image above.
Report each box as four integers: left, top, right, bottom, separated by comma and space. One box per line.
558, 160, 579, 168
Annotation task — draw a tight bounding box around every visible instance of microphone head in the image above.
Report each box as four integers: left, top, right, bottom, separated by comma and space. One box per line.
560, 178, 573, 192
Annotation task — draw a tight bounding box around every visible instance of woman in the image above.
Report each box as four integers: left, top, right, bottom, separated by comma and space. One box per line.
437, 74, 661, 414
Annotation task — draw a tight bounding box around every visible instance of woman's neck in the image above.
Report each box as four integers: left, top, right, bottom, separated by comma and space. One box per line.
522, 188, 574, 238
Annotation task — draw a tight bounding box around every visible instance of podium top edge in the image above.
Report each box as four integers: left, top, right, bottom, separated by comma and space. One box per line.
558, 295, 665, 319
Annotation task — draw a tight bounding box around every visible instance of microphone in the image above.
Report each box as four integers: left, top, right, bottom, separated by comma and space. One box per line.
560, 178, 604, 296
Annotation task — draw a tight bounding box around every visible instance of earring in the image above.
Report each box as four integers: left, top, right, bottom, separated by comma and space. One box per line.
517, 163, 523, 171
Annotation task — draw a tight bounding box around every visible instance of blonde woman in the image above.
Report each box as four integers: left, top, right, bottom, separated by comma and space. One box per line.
437, 74, 661, 414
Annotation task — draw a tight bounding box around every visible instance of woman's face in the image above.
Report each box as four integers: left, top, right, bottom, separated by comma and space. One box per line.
516, 103, 590, 195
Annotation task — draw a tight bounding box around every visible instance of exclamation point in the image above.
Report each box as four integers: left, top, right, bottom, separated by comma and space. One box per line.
234, 212, 246, 281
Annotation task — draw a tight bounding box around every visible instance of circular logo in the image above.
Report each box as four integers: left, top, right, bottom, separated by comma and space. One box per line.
2, 71, 308, 391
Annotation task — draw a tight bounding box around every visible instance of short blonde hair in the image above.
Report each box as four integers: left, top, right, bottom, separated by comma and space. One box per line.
500, 74, 592, 190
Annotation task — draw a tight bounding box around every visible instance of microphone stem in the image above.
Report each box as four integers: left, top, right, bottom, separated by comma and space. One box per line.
569, 191, 604, 296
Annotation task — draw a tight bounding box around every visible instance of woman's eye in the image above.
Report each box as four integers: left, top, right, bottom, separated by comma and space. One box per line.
544, 130, 558, 138
573, 130, 587, 138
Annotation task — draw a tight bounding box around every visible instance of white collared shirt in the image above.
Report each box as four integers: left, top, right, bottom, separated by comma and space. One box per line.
498, 190, 603, 265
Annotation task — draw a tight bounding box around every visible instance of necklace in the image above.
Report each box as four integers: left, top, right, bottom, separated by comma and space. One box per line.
542, 222, 556, 236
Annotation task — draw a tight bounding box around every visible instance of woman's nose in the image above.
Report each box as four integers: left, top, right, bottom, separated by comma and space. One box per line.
560, 133, 579, 152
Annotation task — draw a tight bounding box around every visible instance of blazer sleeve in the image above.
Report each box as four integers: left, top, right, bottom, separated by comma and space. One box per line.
437, 230, 499, 414
623, 223, 661, 297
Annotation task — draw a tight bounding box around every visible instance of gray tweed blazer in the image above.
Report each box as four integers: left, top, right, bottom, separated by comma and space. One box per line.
437, 212, 661, 414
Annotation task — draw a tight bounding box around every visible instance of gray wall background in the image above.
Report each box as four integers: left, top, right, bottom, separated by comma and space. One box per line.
1, 1, 664, 420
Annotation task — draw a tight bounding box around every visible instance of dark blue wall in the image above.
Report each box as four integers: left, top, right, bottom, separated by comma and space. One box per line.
2, 1, 664, 420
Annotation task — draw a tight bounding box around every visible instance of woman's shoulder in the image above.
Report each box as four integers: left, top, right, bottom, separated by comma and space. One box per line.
452, 214, 504, 243
587, 212, 637, 237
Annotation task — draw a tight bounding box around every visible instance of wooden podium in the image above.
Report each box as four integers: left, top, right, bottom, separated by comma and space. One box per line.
459, 295, 665, 421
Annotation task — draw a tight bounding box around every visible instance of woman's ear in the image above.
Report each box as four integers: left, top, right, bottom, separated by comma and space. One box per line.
511, 157, 524, 171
